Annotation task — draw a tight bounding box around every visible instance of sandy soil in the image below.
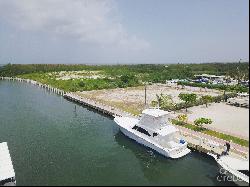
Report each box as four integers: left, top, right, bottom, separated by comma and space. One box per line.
177, 102, 249, 139
76, 84, 222, 114
75, 84, 248, 139
48, 70, 105, 80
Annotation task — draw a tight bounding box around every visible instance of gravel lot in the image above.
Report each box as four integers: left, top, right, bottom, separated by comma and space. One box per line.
176, 102, 249, 139
76, 84, 222, 114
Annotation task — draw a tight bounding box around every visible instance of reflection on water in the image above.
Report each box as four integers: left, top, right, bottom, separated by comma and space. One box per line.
114, 131, 236, 186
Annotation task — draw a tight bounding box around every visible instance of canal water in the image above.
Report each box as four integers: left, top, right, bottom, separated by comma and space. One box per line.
0, 81, 235, 186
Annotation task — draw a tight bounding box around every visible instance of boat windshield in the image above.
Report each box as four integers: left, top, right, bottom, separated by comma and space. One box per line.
132, 125, 151, 137
139, 115, 168, 129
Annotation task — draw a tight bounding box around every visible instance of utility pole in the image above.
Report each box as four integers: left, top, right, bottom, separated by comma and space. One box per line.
237, 59, 242, 85
144, 83, 147, 108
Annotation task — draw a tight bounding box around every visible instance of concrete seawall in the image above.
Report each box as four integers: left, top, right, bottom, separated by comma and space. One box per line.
0, 77, 65, 96
63, 93, 249, 158
64, 93, 136, 118
1, 76, 248, 158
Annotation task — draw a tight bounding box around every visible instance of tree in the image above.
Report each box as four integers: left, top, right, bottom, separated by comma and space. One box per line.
178, 93, 197, 112
120, 74, 139, 87
120, 75, 131, 84
201, 95, 213, 107
151, 94, 174, 111
234, 59, 248, 85
194, 117, 212, 129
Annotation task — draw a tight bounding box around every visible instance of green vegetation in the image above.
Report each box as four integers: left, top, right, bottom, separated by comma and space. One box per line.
178, 81, 249, 93
151, 92, 237, 111
200, 95, 214, 107
12, 72, 141, 92
194, 117, 213, 128
177, 114, 188, 124
172, 119, 249, 147
178, 93, 197, 112
0, 63, 249, 92
1, 62, 249, 78
151, 94, 174, 111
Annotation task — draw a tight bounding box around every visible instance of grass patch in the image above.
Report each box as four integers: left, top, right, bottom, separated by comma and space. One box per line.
172, 119, 249, 147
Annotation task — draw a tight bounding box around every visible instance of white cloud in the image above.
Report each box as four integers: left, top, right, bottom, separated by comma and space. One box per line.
0, 0, 150, 50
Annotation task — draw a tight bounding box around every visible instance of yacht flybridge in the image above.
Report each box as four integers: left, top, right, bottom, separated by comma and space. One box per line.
114, 108, 191, 159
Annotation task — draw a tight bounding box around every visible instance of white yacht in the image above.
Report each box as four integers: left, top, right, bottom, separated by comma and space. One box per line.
208, 153, 249, 186
114, 108, 191, 159
0, 142, 16, 186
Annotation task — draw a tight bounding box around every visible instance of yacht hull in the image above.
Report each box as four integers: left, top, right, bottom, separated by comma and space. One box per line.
118, 123, 191, 159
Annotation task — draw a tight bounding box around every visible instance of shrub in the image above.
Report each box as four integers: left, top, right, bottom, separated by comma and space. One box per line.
177, 81, 249, 93
194, 117, 213, 129
78, 81, 85, 87
177, 114, 188, 125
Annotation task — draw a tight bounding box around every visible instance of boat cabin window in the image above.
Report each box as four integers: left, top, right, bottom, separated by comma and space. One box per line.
153, 132, 158, 137
132, 125, 151, 136
132, 125, 137, 130
238, 170, 249, 177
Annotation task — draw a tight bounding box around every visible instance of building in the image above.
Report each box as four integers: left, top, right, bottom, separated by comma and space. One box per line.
194, 74, 226, 84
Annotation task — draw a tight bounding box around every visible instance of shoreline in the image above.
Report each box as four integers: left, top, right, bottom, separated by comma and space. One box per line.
1, 77, 249, 158
0, 76, 65, 96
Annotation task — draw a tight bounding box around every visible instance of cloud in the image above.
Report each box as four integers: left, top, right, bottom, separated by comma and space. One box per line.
0, 0, 150, 50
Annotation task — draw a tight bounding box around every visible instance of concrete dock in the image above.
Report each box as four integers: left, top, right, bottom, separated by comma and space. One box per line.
177, 125, 249, 158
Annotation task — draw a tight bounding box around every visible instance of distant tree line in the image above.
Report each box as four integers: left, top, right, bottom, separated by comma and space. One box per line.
0, 62, 249, 81
0, 63, 249, 92
177, 81, 249, 93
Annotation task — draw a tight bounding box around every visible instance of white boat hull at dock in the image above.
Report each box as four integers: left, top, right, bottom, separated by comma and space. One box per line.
119, 125, 191, 159
114, 115, 191, 159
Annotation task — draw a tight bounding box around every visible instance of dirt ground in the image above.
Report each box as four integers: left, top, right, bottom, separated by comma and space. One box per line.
175, 102, 249, 139
75, 84, 249, 139
75, 84, 222, 115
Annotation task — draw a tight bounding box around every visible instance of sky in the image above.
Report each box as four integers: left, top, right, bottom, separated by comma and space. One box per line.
0, 0, 249, 64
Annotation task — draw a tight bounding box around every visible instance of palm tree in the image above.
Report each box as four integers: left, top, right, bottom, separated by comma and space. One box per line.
153, 94, 174, 111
